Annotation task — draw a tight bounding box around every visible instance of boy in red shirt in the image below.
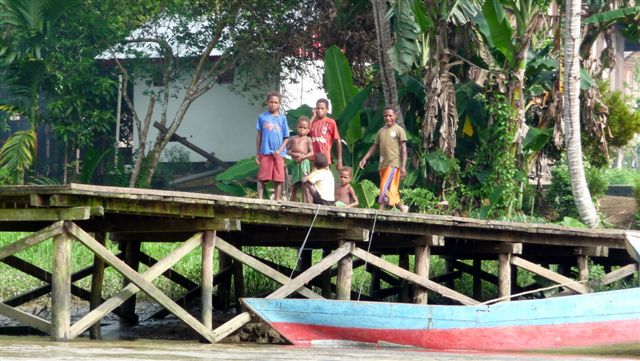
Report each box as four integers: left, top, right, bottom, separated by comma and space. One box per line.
309, 98, 342, 170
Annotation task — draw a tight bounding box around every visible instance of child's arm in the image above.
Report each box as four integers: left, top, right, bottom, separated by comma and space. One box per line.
276, 137, 290, 157
347, 185, 359, 208
358, 143, 378, 169
302, 137, 314, 160
256, 131, 262, 164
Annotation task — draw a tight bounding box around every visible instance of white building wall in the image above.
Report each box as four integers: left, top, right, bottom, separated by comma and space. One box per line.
132, 72, 270, 162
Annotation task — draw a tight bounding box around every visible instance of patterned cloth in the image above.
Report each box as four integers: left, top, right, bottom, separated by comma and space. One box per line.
290, 158, 311, 184
378, 166, 401, 207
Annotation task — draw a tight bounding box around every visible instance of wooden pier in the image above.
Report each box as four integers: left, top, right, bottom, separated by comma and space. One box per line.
1, 184, 638, 342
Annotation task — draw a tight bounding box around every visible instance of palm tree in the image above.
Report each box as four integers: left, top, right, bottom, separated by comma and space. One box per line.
563, 0, 600, 227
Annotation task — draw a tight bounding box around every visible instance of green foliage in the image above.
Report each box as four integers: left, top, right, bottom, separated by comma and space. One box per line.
602, 85, 640, 149
353, 179, 379, 209
0, 129, 36, 184
605, 168, 640, 185
545, 161, 609, 220
401, 187, 438, 213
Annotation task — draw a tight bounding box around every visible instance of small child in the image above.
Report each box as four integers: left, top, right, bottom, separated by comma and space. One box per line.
277, 117, 314, 202
302, 153, 335, 205
256, 91, 289, 200
335, 167, 359, 208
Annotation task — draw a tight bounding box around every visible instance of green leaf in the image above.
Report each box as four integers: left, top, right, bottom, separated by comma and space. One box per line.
478, 0, 514, 62
338, 86, 371, 152
523, 127, 553, 152
216, 181, 246, 197
582, 7, 640, 25
580, 68, 594, 90
215, 157, 258, 182
425, 151, 450, 174
353, 179, 379, 208
402, 169, 418, 187
324, 45, 356, 118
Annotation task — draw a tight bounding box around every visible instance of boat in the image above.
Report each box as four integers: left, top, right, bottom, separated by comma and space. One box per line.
242, 287, 640, 351
243, 234, 640, 352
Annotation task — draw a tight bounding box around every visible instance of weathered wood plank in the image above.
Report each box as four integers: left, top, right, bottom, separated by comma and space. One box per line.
51, 232, 71, 340
335, 241, 354, 300
65, 223, 218, 342
511, 256, 590, 294
413, 245, 430, 304
68, 232, 202, 339
498, 253, 511, 300
214, 237, 323, 299
201, 231, 215, 329
351, 247, 479, 305
0, 221, 63, 260
89, 232, 106, 339
0, 207, 99, 221
0, 302, 51, 334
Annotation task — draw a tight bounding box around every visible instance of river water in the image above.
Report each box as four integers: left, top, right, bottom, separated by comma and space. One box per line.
1, 336, 637, 361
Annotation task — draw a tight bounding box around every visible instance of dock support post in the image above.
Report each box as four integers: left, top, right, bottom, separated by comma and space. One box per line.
399, 251, 410, 302
321, 248, 332, 298
89, 231, 106, 339
119, 240, 140, 325
414, 245, 430, 304
473, 258, 482, 300
336, 241, 353, 300
216, 251, 232, 309
577, 255, 589, 283
201, 231, 215, 329
233, 253, 245, 314
444, 258, 455, 289
369, 259, 381, 299
498, 253, 511, 301
52, 231, 71, 341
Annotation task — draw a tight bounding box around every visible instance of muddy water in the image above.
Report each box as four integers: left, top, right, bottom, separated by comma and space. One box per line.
0, 337, 637, 361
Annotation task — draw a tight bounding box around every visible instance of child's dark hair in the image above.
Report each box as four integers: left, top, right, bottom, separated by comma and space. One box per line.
267, 91, 282, 101
297, 116, 309, 124
314, 153, 329, 169
340, 166, 353, 177
383, 104, 398, 114
316, 98, 329, 108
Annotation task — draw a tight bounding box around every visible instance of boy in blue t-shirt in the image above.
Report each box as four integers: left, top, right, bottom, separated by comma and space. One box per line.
256, 91, 289, 200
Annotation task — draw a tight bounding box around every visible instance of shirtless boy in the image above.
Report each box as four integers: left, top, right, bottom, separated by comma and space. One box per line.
335, 167, 359, 208
277, 117, 314, 202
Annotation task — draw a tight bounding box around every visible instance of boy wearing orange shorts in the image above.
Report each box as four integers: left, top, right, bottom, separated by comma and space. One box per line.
358, 105, 409, 212
256, 91, 290, 200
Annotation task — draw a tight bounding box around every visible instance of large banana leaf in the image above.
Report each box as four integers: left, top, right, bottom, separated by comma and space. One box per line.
323, 45, 356, 118
215, 157, 258, 182
582, 6, 640, 25
477, 0, 515, 64
337, 86, 372, 153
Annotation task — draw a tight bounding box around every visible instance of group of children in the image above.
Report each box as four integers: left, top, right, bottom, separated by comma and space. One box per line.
255, 91, 407, 213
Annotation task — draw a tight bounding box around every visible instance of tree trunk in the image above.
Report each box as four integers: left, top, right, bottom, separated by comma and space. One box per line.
371, 0, 403, 126
563, 0, 600, 228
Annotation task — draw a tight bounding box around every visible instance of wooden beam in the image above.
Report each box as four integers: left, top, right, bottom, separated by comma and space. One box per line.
65, 223, 219, 343
69, 231, 203, 339
153, 121, 228, 168
89, 232, 106, 339
108, 218, 241, 236
0, 207, 101, 221
351, 247, 479, 305
138, 253, 199, 290
201, 231, 215, 329
0, 302, 51, 334
270, 243, 351, 299
511, 256, 590, 294
51, 232, 72, 340
498, 253, 511, 300
336, 241, 354, 300
413, 245, 430, 304
441, 242, 523, 255
0, 221, 63, 260
214, 237, 322, 299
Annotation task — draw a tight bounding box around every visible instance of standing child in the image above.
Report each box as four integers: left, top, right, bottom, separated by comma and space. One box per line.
309, 98, 343, 170
335, 167, 359, 208
302, 153, 335, 206
358, 105, 409, 212
256, 91, 290, 200
277, 116, 314, 202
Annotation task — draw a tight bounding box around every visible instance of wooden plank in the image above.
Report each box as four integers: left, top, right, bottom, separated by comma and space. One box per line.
598, 263, 638, 285
89, 232, 106, 339
498, 253, 511, 300
511, 256, 590, 294
214, 237, 322, 299
51, 232, 71, 340
351, 247, 479, 305
625, 231, 640, 262
0, 207, 97, 221
210, 311, 253, 343
413, 245, 430, 304
335, 241, 354, 300
108, 218, 241, 235
268, 243, 351, 299
0, 221, 63, 260
577, 255, 589, 282
138, 253, 198, 290
68, 232, 202, 339
201, 231, 215, 329
0, 302, 51, 334
65, 223, 218, 343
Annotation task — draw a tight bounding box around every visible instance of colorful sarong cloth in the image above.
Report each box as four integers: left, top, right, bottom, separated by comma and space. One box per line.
378, 166, 401, 207
290, 159, 311, 184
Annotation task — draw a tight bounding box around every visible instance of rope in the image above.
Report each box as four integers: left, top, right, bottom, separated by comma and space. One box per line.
289, 205, 321, 280
357, 211, 379, 301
